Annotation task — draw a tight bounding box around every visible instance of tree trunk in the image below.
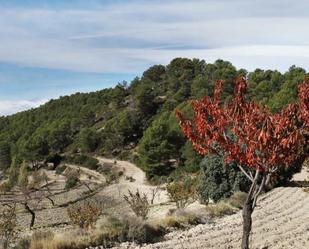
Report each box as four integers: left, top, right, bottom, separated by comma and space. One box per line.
24, 203, 35, 229
241, 172, 266, 249
241, 197, 254, 249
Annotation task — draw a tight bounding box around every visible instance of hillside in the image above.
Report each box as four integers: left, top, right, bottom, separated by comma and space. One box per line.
113, 185, 309, 249
2, 157, 307, 249
0, 58, 308, 182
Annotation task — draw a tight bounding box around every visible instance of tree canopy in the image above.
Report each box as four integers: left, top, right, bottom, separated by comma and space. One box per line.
0, 58, 307, 181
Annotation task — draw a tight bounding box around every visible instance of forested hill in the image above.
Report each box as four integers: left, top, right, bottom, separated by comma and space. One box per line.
0, 58, 307, 180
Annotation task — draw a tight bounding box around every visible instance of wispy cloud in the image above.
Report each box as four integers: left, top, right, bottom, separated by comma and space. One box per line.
0, 99, 47, 116
0, 1, 309, 73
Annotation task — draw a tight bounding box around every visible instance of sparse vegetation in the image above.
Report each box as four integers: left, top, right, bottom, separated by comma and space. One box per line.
27, 230, 90, 249
227, 192, 248, 209
65, 154, 99, 170
166, 177, 197, 209
97, 216, 164, 246
65, 175, 78, 189
67, 200, 101, 229
124, 189, 150, 220
0, 204, 17, 249
206, 202, 235, 218
162, 212, 202, 229
55, 165, 66, 175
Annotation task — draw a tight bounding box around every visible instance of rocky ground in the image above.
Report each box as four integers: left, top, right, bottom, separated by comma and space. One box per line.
109, 167, 309, 249
109, 186, 309, 249
1, 158, 308, 249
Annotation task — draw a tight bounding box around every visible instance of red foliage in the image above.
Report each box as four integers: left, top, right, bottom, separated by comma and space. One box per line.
176, 77, 309, 173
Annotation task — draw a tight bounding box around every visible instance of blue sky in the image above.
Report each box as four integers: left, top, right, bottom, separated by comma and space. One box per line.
1, 0, 309, 115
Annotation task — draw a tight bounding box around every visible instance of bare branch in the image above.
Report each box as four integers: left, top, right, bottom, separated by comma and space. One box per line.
252, 174, 267, 209
238, 165, 254, 182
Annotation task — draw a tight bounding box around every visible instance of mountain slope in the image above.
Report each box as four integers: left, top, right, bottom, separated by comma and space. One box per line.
0, 58, 308, 181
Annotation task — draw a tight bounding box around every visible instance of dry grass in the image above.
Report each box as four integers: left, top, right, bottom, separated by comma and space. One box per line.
29, 230, 93, 249
160, 209, 204, 229
226, 191, 247, 209
205, 201, 235, 218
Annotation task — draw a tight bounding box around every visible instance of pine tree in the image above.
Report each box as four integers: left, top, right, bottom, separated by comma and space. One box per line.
18, 160, 28, 188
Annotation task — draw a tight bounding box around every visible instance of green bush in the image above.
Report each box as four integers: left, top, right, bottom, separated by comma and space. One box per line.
269, 157, 304, 188
65, 154, 99, 170
45, 153, 62, 166
166, 176, 197, 209
198, 153, 250, 203
55, 165, 66, 175
65, 174, 79, 190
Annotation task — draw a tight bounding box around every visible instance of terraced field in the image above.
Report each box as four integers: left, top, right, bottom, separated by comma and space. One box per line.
2, 158, 308, 249
113, 187, 309, 249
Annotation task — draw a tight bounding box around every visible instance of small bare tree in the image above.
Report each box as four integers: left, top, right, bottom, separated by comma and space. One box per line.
67, 200, 101, 229
124, 189, 150, 220
166, 179, 197, 209
0, 163, 84, 230
150, 186, 161, 205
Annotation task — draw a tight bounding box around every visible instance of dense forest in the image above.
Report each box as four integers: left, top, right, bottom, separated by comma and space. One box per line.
0, 58, 307, 184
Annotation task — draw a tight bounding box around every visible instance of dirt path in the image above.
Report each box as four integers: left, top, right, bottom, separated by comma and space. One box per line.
95, 157, 170, 217
96, 157, 146, 184
65, 163, 106, 184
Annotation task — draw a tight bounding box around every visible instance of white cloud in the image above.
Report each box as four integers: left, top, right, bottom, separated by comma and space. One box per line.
0, 1, 309, 73
0, 99, 48, 116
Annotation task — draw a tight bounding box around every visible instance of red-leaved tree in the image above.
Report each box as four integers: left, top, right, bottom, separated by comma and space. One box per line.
176, 77, 309, 249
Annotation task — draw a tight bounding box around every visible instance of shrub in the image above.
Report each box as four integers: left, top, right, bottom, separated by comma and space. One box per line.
67, 200, 101, 229
206, 202, 235, 218
96, 216, 128, 247
166, 177, 197, 209
97, 216, 164, 246
55, 165, 66, 175
28, 231, 90, 249
5, 157, 19, 190
28, 170, 48, 190
31, 231, 54, 243
65, 174, 79, 190
0, 205, 17, 249
198, 153, 251, 204
162, 216, 182, 228
227, 192, 247, 209
269, 157, 304, 188
14, 237, 31, 249
124, 190, 150, 220
162, 210, 202, 229
45, 153, 62, 167
127, 222, 164, 244
105, 172, 120, 184
65, 154, 99, 170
